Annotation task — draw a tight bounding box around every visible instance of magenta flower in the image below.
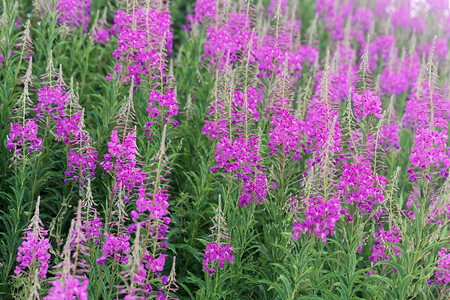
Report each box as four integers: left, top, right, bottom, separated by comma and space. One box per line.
97, 232, 130, 265
409, 128, 450, 180
292, 195, 341, 242
369, 226, 402, 264
214, 136, 267, 206
7, 120, 42, 155
45, 274, 89, 300
379, 123, 400, 150
145, 89, 179, 136
110, 4, 172, 84
14, 230, 51, 279
101, 130, 146, 193
64, 145, 98, 184
136, 185, 169, 219
203, 197, 233, 275
203, 242, 234, 275
204, 12, 254, 67
352, 90, 382, 122
54, 111, 85, 144
34, 85, 70, 120
268, 109, 304, 160
338, 156, 387, 214
56, 0, 92, 33
14, 198, 51, 279
187, 0, 217, 24
434, 248, 450, 285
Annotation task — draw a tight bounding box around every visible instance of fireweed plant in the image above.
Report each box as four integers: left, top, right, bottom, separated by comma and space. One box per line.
0, 0, 449, 299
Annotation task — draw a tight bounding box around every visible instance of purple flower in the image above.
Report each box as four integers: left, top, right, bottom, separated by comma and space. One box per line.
97, 232, 130, 265
7, 120, 43, 155
379, 123, 400, 150
204, 12, 254, 67
14, 198, 51, 279
145, 89, 179, 137
45, 274, 89, 300
338, 156, 387, 215
56, 0, 92, 33
65, 145, 98, 184
14, 230, 51, 279
268, 109, 304, 160
34, 85, 70, 120
409, 128, 450, 180
187, 0, 217, 24
433, 248, 450, 285
100, 130, 146, 193
292, 195, 341, 242
203, 242, 233, 275
203, 199, 233, 274
352, 90, 382, 122
110, 4, 173, 84
369, 226, 402, 264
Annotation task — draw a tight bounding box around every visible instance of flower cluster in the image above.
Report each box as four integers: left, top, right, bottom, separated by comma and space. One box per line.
186, 0, 217, 24
101, 130, 146, 193
203, 198, 233, 275
56, 0, 92, 32
409, 128, 450, 181
268, 109, 304, 160
97, 233, 131, 265
352, 90, 382, 122
136, 187, 170, 220
433, 248, 450, 285
203, 12, 254, 67
145, 89, 179, 137
14, 198, 51, 279
34, 85, 70, 120
304, 96, 343, 158
203, 242, 234, 275
92, 10, 110, 44
339, 157, 387, 214
45, 274, 89, 300
7, 120, 43, 155
292, 195, 341, 242
379, 67, 408, 96
65, 145, 98, 183
403, 82, 449, 131
110, 3, 172, 84
213, 136, 267, 206
379, 123, 400, 150
369, 226, 402, 264
14, 230, 51, 279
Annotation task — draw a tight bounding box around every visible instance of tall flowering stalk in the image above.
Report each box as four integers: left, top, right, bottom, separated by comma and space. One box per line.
405, 38, 450, 227
7, 58, 42, 159
408, 39, 449, 184
99, 83, 142, 265
353, 38, 382, 124
4, 34, 45, 284
45, 209, 89, 300
291, 117, 342, 242
59, 80, 98, 192
109, 0, 173, 85
203, 8, 254, 68
338, 40, 387, 219
203, 195, 233, 275
128, 125, 172, 296
14, 197, 51, 282
91, 8, 110, 44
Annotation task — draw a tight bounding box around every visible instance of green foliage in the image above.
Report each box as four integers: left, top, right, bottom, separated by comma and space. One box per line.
0, 0, 448, 299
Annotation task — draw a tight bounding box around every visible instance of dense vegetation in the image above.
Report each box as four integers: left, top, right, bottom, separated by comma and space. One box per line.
0, 0, 449, 299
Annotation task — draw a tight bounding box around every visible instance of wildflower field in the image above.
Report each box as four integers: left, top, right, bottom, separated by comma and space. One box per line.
0, 0, 449, 298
